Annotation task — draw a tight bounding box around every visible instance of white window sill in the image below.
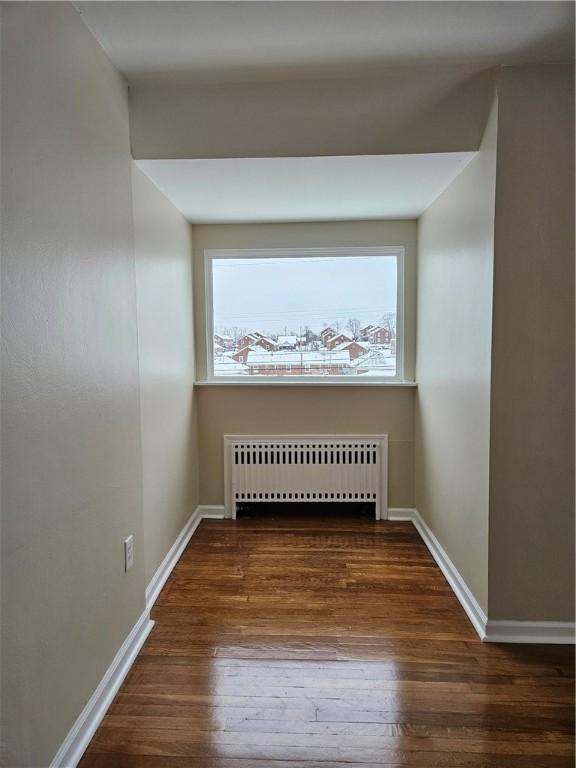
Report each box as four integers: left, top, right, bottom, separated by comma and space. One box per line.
194, 379, 417, 387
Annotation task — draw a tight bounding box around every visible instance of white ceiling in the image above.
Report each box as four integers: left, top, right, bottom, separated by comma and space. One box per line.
77, 1, 574, 84
136, 154, 476, 223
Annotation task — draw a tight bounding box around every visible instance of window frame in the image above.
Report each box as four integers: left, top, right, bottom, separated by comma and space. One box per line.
203, 246, 406, 384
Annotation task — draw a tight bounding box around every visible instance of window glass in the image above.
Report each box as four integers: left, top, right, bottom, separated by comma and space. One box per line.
209, 249, 401, 379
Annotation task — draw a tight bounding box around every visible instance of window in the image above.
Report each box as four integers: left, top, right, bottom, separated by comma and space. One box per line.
205, 247, 404, 382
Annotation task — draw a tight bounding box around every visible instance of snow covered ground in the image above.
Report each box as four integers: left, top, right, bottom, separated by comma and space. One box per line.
213, 344, 396, 377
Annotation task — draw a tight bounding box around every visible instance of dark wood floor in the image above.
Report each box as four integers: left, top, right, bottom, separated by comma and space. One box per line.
79, 511, 575, 767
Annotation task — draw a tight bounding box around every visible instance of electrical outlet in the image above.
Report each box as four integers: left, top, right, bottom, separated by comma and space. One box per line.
124, 535, 134, 572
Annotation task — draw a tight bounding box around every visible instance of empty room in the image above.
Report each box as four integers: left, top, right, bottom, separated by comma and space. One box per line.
1, 2, 574, 767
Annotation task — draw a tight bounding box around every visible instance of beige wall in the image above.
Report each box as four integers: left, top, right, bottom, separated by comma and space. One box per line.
198, 386, 415, 509
130, 67, 496, 159
488, 63, 575, 622
194, 221, 417, 509
132, 166, 198, 586
415, 63, 575, 623
415, 97, 498, 614
1, 5, 145, 766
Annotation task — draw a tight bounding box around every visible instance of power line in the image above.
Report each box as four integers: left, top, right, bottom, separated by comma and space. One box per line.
215, 307, 395, 320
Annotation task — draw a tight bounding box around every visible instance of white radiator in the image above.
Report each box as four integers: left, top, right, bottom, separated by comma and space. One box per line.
224, 434, 388, 520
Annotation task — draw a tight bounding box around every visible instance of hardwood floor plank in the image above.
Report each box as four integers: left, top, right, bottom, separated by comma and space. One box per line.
78, 758, 575, 768
78, 513, 574, 767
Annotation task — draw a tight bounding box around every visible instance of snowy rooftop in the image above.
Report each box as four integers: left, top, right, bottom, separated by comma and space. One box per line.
333, 340, 368, 352
214, 360, 249, 373
247, 350, 350, 365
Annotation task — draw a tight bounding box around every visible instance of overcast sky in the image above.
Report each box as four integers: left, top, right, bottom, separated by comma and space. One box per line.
213, 255, 397, 335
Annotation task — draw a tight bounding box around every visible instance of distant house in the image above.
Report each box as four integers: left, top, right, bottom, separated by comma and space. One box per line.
276, 335, 298, 350
367, 326, 392, 345
253, 336, 277, 352
237, 333, 259, 349
304, 330, 320, 344
333, 340, 368, 360
214, 333, 234, 349
245, 350, 351, 376
320, 327, 336, 344
325, 332, 353, 350
213, 342, 225, 357
232, 345, 254, 364
359, 324, 376, 341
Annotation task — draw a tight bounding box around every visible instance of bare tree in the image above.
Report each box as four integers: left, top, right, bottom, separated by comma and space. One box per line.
346, 318, 362, 340
379, 313, 397, 337
229, 326, 250, 344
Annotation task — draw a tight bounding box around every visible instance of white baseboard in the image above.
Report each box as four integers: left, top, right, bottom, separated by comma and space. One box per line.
485, 620, 575, 644
387, 508, 575, 645
387, 507, 418, 522
145, 507, 203, 610
388, 507, 487, 640
146, 506, 227, 611
49, 609, 154, 768
197, 504, 227, 519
